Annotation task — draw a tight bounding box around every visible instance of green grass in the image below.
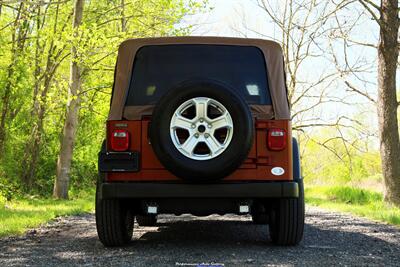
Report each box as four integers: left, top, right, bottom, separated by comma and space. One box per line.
305, 185, 400, 226
0, 190, 94, 237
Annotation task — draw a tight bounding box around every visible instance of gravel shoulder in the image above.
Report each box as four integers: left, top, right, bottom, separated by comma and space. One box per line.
1, 206, 399, 267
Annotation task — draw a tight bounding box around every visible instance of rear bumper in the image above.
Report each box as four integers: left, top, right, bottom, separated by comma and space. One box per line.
100, 181, 299, 199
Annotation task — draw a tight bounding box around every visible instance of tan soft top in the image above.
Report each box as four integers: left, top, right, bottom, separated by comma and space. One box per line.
108, 36, 290, 120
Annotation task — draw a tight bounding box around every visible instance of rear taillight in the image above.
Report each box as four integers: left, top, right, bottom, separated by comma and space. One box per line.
111, 129, 129, 151
267, 128, 286, 151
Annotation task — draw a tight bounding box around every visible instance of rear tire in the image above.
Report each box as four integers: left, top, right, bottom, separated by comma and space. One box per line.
269, 180, 304, 245
136, 215, 157, 226
95, 177, 134, 247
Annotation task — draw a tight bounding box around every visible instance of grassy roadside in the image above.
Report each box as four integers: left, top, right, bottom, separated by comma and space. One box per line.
305, 185, 400, 226
2, 185, 399, 238
0, 190, 94, 237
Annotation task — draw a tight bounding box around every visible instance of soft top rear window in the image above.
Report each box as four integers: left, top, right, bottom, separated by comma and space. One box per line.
125, 45, 271, 106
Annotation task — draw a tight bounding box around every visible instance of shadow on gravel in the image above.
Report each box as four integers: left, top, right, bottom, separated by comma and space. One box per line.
136, 219, 268, 245
1, 213, 400, 266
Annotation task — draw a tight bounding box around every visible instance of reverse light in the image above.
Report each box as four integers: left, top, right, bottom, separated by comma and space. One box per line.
111, 129, 129, 151
268, 128, 286, 151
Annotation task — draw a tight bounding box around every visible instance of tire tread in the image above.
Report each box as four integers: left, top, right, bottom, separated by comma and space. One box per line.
96, 179, 134, 247
269, 181, 304, 245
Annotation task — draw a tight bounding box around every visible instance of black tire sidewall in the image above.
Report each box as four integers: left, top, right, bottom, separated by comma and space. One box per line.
150, 80, 254, 182
269, 180, 305, 245
95, 174, 134, 246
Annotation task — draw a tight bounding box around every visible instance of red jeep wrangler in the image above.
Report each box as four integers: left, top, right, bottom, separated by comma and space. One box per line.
96, 37, 304, 247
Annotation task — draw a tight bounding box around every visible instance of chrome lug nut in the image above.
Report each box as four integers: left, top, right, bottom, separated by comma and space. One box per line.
205, 133, 210, 138
194, 133, 199, 138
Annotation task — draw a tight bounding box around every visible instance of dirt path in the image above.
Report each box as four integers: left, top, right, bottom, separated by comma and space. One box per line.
1, 206, 399, 266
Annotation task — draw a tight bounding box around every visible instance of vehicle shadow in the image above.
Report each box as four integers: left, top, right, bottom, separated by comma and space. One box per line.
136, 215, 267, 244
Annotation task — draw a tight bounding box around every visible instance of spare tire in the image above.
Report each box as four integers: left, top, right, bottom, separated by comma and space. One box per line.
149, 80, 254, 182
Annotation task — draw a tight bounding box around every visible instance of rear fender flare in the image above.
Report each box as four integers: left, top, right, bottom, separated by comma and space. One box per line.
292, 137, 302, 181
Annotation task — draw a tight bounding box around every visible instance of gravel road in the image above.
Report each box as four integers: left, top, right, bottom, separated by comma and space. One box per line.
1, 206, 399, 267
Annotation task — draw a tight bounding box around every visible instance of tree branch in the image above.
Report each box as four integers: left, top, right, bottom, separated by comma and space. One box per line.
344, 80, 376, 103
358, 0, 383, 27
347, 38, 377, 48
360, 0, 381, 11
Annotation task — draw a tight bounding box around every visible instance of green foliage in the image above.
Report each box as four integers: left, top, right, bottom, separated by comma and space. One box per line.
298, 129, 396, 224
0, 0, 207, 197
300, 131, 382, 188
306, 186, 400, 226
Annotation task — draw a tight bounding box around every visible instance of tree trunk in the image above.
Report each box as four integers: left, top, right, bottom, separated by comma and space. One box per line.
21, 4, 43, 188
377, 0, 400, 205
0, 2, 27, 155
121, 0, 126, 32
22, 70, 54, 187
53, 0, 84, 199
22, 3, 62, 188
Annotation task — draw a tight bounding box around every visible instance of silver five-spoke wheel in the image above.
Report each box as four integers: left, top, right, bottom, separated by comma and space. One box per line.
170, 97, 234, 160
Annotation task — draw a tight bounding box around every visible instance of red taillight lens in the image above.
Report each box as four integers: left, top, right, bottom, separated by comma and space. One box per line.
268, 128, 286, 151
111, 130, 129, 151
